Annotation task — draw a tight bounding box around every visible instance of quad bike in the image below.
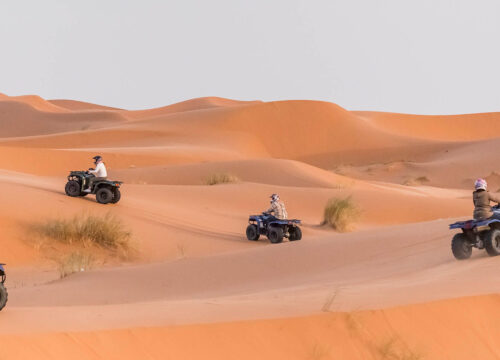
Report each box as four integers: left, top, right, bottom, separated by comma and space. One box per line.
246, 212, 302, 244
449, 205, 500, 260
0, 264, 7, 311
65, 171, 122, 204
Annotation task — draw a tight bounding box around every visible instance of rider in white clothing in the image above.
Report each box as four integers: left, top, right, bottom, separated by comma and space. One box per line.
89, 160, 107, 178
85, 155, 108, 192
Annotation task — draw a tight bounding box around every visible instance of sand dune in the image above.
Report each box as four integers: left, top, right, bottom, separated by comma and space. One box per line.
9, 218, 492, 310
112, 158, 351, 187
2, 295, 500, 360
0, 93, 498, 359
122, 96, 261, 120
0, 103, 127, 138
128, 100, 429, 160
3, 94, 69, 113
357, 110, 500, 141
49, 99, 123, 111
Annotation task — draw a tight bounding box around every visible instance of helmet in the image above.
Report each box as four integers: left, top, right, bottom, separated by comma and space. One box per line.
270, 193, 279, 202
475, 178, 487, 191
93, 155, 102, 163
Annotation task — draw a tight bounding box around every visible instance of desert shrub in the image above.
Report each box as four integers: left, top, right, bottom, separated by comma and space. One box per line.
376, 338, 423, 360
323, 196, 359, 232
33, 213, 132, 253
57, 251, 95, 279
403, 176, 430, 186
204, 172, 240, 185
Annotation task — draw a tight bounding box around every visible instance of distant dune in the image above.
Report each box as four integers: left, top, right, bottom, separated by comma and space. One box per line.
49, 99, 123, 111
122, 96, 262, 120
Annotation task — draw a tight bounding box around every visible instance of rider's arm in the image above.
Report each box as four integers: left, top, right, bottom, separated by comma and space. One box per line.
489, 192, 500, 204
267, 202, 277, 214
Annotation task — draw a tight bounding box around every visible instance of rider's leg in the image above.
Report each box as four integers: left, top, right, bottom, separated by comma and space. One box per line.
85, 177, 106, 192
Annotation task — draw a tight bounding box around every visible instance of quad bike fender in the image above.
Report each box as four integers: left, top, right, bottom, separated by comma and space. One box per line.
250, 218, 265, 229
94, 180, 123, 189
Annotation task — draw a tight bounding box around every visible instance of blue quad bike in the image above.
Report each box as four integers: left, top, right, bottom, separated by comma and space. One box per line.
246, 212, 302, 243
65, 170, 122, 204
0, 264, 7, 311
449, 206, 500, 260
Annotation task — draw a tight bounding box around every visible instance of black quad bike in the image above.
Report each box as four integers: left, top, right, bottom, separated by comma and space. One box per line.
246, 212, 302, 244
0, 264, 7, 311
65, 171, 122, 204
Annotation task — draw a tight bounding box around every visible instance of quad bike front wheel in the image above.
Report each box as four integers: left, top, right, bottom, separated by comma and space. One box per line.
111, 188, 121, 204
0, 283, 8, 311
96, 188, 113, 204
65, 180, 81, 197
268, 226, 284, 244
289, 226, 302, 241
246, 224, 260, 241
451, 233, 472, 260
485, 229, 500, 256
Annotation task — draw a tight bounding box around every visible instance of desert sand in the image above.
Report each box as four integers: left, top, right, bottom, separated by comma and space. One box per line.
0, 93, 499, 359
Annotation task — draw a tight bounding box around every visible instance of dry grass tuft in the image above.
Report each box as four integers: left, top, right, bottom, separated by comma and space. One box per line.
32, 213, 133, 257
322, 196, 359, 232
57, 251, 95, 279
344, 311, 364, 334
376, 338, 424, 360
307, 343, 331, 360
403, 176, 430, 186
204, 173, 240, 185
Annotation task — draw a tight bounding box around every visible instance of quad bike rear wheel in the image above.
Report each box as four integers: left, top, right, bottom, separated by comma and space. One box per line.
289, 226, 302, 241
485, 229, 500, 256
65, 180, 81, 197
0, 284, 8, 311
451, 233, 472, 260
96, 188, 113, 204
268, 226, 284, 244
246, 224, 260, 241
111, 188, 121, 204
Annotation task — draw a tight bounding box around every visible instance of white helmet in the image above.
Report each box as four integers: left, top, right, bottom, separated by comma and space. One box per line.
270, 193, 279, 202
475, 178, 487, 191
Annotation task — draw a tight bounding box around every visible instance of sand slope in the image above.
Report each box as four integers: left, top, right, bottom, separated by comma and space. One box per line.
2, 295, 500, 360
357, 110, 500, 141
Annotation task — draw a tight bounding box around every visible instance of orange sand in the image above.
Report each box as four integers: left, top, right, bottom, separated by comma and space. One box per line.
0, 93, 499, 359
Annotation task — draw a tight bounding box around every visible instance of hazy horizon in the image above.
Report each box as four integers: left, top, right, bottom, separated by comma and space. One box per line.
1, 0, 499, 114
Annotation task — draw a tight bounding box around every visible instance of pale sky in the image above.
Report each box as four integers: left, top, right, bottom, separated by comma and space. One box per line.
1, 0, 499, 114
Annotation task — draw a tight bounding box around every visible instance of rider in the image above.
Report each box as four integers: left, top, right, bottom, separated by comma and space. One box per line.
473, 178, 500, 220
85, 155, 108, 192
266, 193, 288, 220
